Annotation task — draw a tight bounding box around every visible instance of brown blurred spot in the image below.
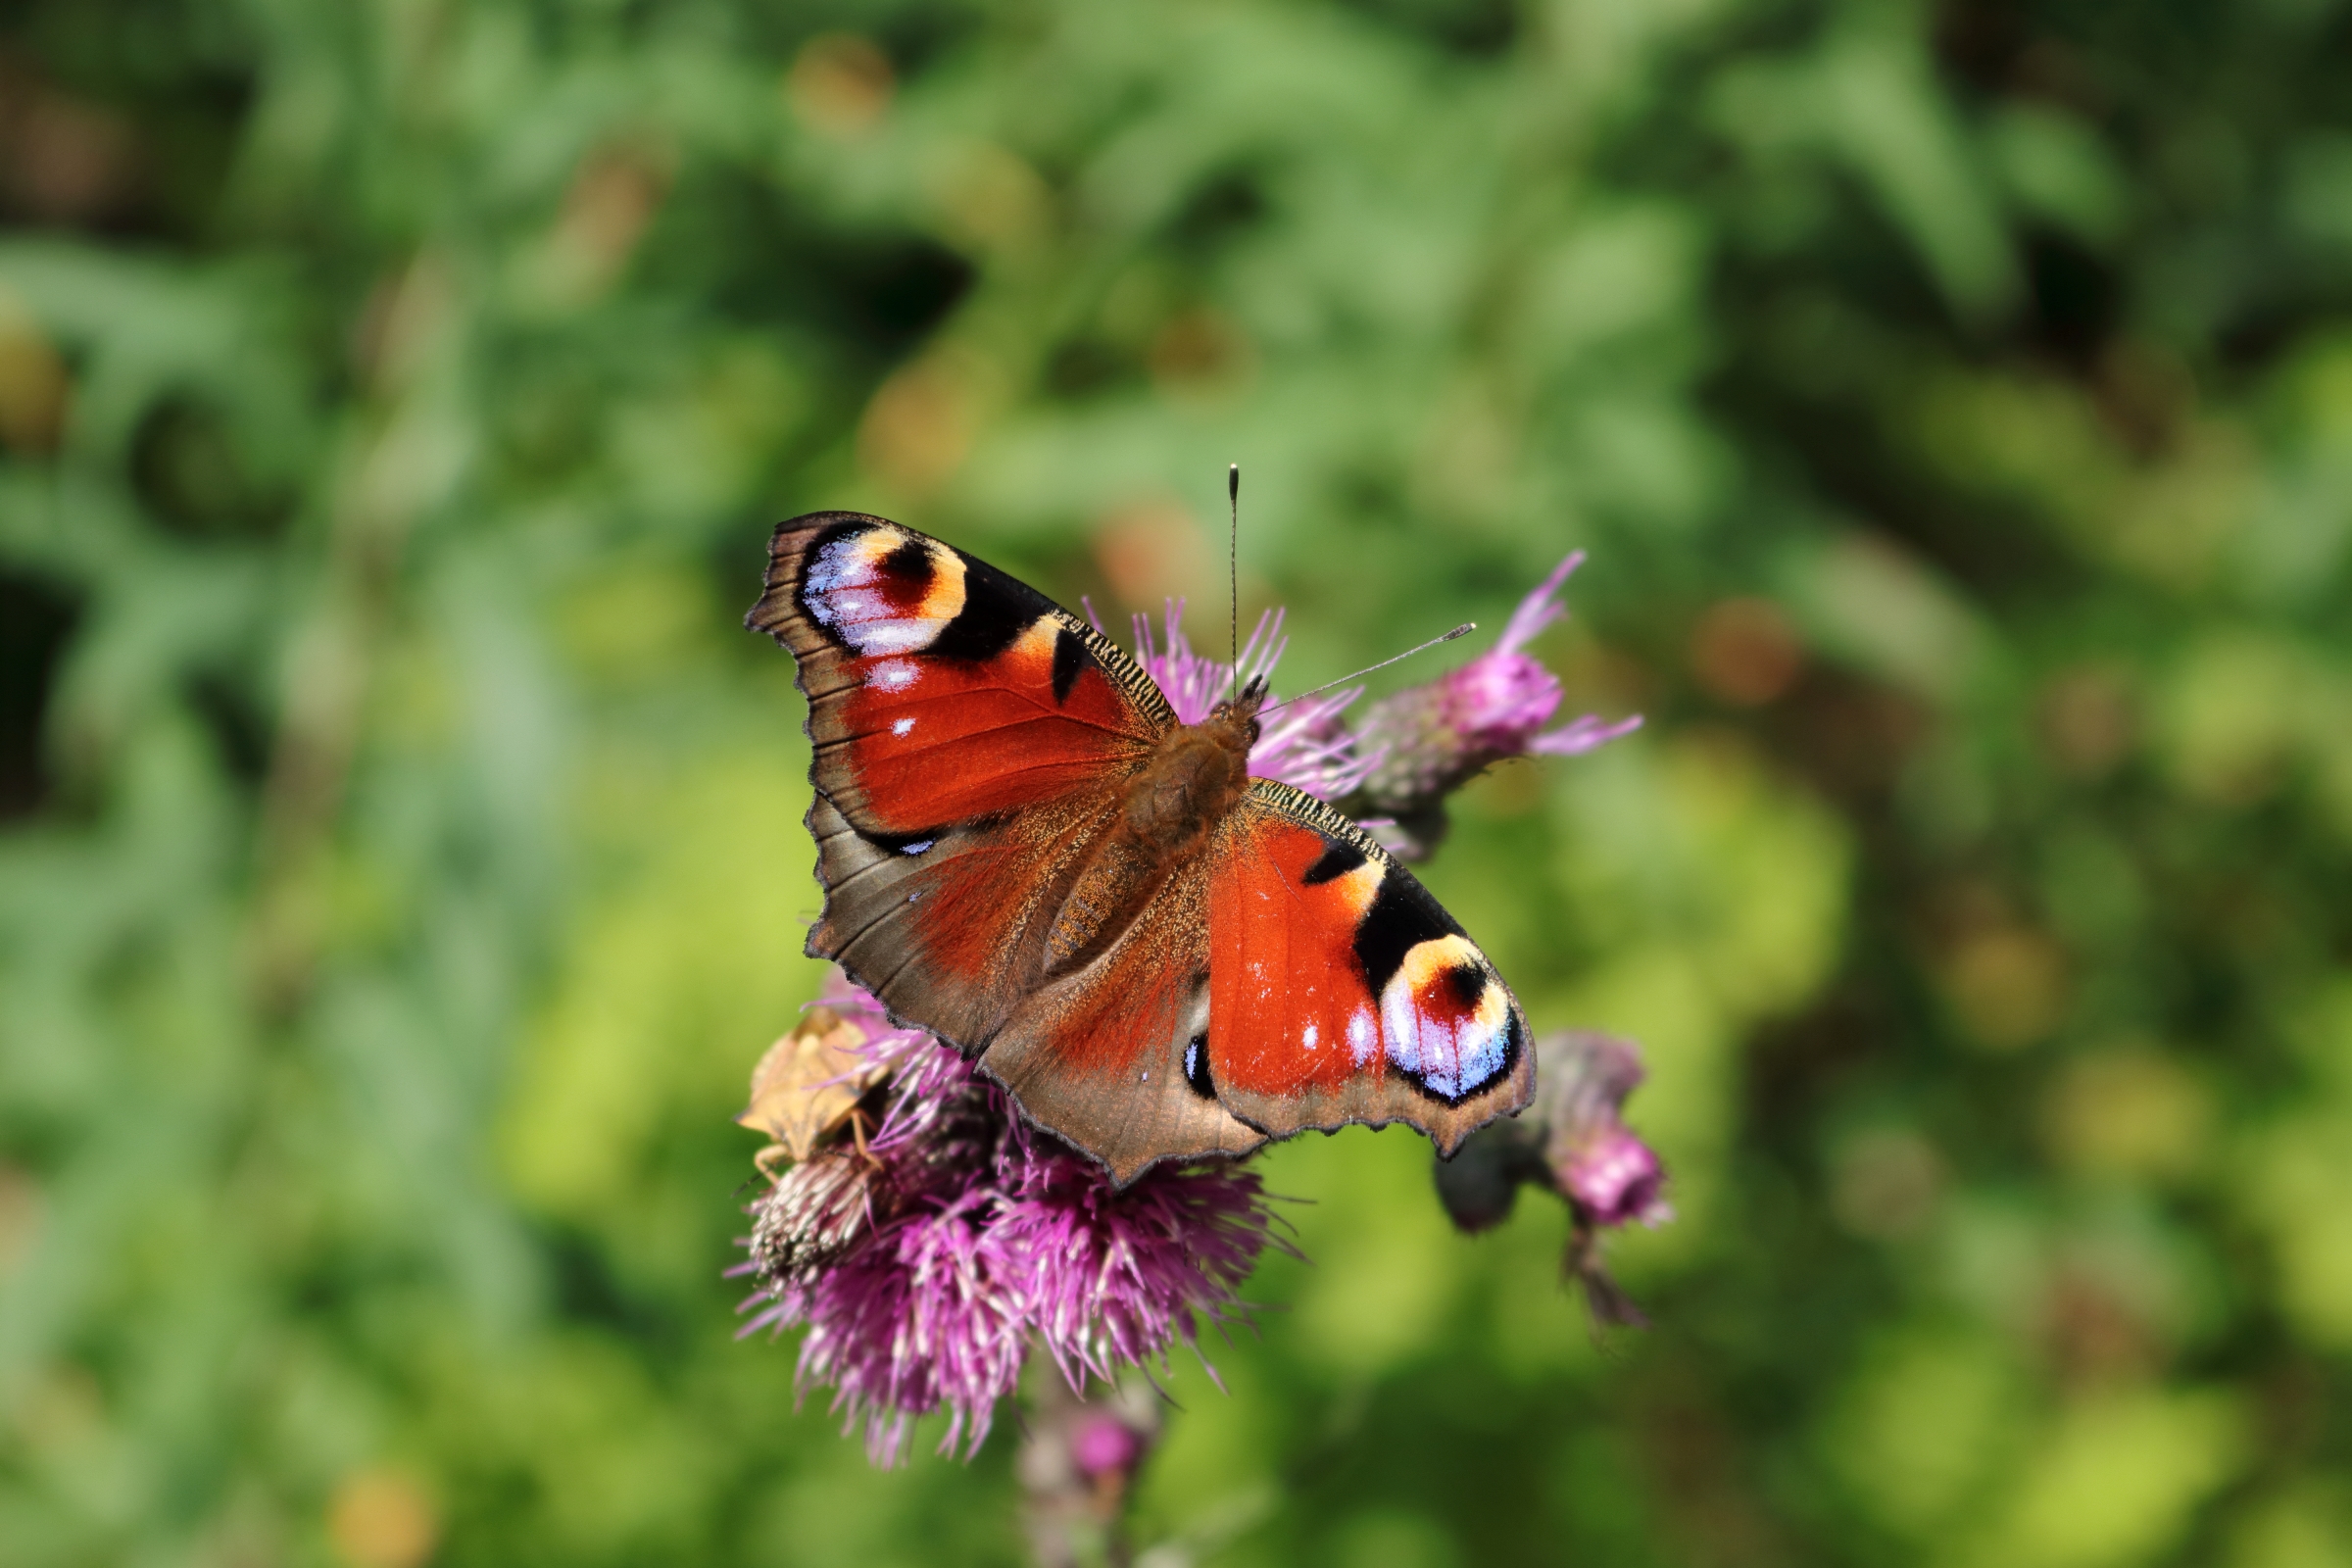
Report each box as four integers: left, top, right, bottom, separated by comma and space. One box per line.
2040, 1046, 2210, 1180
15, 1363, 103, 1452
0, 63, 139, 225
350, 255, 458, 397
1690, 598, 1804, 707
1789, 677, 1932, 800
1943, 927, 2069, 1051
1638, 1385, 1792, 1568
2094, 339, 2193, 456
0, 1164, 41, 1275
932, 142, 1052, 254
0, 286, 69, 454
1830, 1128, 1945, 1241
857, 355, 974, 492
786, 35, 895, 138
1923, 876, 2008, 937
1148, 307, 1251, 394
535, 143, 671, 307
1092, 497, 1208, 611
1555, 638, 1657, 719
328, 1468, 439, 1568
2255, 1358, 2329, 1460
2012, 38, 2101, 110
2038, 664, 2135, 778
2041, 1263, 2160, 1388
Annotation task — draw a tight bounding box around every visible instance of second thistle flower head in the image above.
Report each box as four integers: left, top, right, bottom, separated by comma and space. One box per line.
1342, 552, 1641, 858
1433, 1030, 1670, 1326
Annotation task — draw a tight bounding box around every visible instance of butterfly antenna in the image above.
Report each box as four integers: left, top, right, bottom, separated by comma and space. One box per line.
1260, 622, 1475, 714
1228, 462, 1241, 705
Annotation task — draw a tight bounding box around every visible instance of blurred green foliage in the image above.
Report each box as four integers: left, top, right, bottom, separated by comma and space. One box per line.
4, 1, 2352, 1564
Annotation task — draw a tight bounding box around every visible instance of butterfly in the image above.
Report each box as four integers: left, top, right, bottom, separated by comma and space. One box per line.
747, 512, 1533, 1184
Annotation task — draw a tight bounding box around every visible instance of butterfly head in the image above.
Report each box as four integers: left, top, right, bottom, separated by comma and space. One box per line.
1207, 673, 1269, 751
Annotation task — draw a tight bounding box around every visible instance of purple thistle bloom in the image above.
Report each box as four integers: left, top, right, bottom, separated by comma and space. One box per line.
1343, 552, 1640, 858
740, 970, 1285, 1466
1069, 1413, 1146, 1481
1558, 1127, 1670, 1229
1540, 1032, 1673, 1230
1464, 552, 1644, 759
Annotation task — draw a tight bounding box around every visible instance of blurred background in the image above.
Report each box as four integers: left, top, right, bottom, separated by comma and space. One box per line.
4, 0, 2351, 1564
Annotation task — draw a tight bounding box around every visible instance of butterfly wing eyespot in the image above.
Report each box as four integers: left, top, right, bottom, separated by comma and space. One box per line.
800, 523, 968, 655
1184, 1029, 1214, 1098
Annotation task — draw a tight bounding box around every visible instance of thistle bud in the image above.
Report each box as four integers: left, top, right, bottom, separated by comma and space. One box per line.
1434, 1030, 1669, 1327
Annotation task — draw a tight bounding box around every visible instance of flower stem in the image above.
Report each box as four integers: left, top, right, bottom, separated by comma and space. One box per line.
1015, 1360, 1159, 1568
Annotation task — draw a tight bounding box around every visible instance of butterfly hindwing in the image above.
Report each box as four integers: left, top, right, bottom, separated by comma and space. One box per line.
805, 789, 1112, 1053
1202, 781, 1534, 1152
976, 850, 1268, 1184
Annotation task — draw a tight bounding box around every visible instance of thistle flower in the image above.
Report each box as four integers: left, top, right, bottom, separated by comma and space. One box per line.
743, 564, 1649, 1461
1069, 1412, 1147, 1481
1342, 552, 1641, 858
739, 969, 1284, 1465
1433, 1030, 1670, 1326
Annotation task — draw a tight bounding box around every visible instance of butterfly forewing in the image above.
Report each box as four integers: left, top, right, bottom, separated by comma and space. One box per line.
750, 513, 1171, 841
1201, 782, 1534, 1152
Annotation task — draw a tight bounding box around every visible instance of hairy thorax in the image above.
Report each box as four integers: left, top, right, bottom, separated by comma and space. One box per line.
1042, 703, 1258, 973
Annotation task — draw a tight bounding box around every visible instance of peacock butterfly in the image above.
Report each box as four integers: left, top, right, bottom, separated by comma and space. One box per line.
747, 511, 1533, 1184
